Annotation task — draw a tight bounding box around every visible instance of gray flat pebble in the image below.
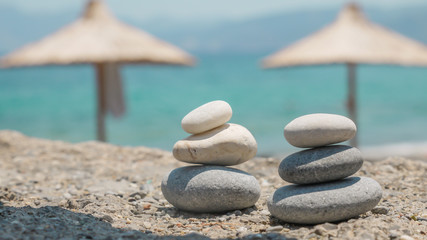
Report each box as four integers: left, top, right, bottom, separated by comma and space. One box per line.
279, 145, 363, 184
161, 165, 260, 213
267, 177, 382, 224
266, 225, 284, 232
371, 206, 390, 215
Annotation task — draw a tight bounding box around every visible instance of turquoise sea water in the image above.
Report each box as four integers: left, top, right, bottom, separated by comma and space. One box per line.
1, 55, 427, 155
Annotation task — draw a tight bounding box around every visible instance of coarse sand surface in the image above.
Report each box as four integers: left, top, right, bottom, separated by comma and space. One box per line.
0, 130, 425, 239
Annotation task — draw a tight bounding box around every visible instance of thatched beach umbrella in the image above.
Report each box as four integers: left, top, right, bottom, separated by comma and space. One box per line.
0, 0, 195, 142
262, 3, 427, 146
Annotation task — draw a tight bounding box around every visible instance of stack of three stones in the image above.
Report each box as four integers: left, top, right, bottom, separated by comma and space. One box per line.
268, 113, 382, 224
161, 101, 261, 213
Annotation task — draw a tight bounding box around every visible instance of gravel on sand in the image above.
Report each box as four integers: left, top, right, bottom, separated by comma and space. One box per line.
0, 130, 426, 239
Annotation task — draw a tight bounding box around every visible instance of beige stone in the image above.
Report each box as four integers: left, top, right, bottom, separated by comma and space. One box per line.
181, 100, 232, 134
173, 123, 257, 165
284, 113, 356, 148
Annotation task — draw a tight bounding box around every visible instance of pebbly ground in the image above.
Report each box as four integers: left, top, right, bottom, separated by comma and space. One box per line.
0, 130, 426, 240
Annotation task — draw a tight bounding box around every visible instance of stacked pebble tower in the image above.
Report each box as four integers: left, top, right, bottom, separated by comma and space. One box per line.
161, 100, 261, 213
268, 113, 382, 224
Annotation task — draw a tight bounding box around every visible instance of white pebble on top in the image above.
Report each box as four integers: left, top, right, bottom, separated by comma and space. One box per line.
181, 100, 232, 134
284, 113, 356, 148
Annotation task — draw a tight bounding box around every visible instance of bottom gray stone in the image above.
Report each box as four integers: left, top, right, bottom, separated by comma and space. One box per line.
161, 165, 260, 213
267, 177, 382, 224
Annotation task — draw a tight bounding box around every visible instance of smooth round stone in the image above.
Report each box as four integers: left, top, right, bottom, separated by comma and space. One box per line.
181, 100, 232, 134
173, 123, 257, 166
279, 145, 363, 184
284, 113, 356, 148
268, 176, 382, 224
161, 165, 261, 213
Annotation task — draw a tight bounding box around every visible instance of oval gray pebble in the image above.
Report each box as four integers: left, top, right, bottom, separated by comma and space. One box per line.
161, 166, 260, 213
267, 176, 382, 224
279, 145, 363, 184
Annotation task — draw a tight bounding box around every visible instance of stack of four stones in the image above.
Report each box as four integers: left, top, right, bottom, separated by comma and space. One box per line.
268, 113, 382, 224
161, 101, 261, 213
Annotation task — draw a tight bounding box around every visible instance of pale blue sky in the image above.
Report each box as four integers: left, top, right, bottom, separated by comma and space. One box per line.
0, 0, 426, 22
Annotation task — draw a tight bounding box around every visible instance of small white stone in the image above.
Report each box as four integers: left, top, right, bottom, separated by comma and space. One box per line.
181, 100, 232, 134
143, 221, 151, 229
173, 123, 257, 166
399, 235, 414, 240
284, 113, 356, 148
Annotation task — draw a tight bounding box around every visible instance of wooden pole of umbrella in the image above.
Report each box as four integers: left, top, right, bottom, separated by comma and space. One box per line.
95, 63, 107, 142
347, 63, 357, 147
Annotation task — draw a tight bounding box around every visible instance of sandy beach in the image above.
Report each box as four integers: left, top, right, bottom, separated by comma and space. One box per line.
0, 130, 426, 239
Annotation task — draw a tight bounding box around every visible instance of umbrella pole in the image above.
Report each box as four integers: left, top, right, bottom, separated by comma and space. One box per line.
95, 63, 107, 142
347, 63, 357, 147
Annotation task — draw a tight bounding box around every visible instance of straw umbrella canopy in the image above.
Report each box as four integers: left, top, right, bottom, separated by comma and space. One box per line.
0, 0, 195, 142
262, 3, 427, 146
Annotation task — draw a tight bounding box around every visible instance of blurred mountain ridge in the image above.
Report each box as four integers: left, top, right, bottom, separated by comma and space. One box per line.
1, 4, 427, 55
